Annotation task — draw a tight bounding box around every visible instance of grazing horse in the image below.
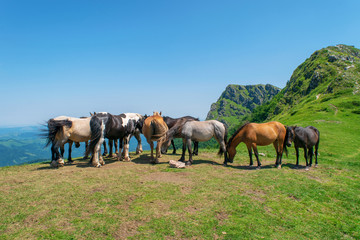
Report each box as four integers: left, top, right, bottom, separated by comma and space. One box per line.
285, 126, 320, 169
45, 116, 92, 167
162, 120, 228, 166
142, 112, 169, 164
86, 112, 145, 167
226, 121, 287, 169
162, 116, 199, 155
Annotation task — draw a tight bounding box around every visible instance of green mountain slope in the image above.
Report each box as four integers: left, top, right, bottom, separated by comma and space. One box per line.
206, 84, 280, 129
250, 44, 360, 123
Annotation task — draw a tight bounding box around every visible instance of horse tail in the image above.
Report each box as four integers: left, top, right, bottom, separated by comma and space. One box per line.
150, 119, 168, 141
85, 116, 105, 157
312, 127, 320, 152
43, 119, 72, 148
218, 123, 228, 156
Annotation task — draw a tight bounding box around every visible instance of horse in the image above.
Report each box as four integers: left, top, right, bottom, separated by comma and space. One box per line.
226, 121, 287, 169
45, 116, 92, 167
86, 112, 145, 167
162, 116, 199, 155
162, 120, 228, 166
285, 126, 320, 169
142, 112, 169, 164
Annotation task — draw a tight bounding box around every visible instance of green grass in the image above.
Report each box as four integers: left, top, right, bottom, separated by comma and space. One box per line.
1, 88, 360, 239
1, 102, 360, 239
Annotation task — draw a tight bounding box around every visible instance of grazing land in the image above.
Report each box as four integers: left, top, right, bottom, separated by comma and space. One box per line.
1, 108, 359, 239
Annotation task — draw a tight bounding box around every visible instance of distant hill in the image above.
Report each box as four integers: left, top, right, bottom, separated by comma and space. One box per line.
206, 84, 280, 129
206, 44, 360, 132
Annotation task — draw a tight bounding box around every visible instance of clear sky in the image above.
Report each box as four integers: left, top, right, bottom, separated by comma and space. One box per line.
1, 0, 359, 127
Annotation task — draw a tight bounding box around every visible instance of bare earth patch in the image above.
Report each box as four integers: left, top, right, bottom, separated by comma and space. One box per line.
141, 172, 193, 184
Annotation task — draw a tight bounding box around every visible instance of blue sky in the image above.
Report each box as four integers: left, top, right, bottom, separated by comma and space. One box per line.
0, 0, 359, 127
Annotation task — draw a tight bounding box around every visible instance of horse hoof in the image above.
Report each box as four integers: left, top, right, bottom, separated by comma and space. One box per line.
50, 161, 58, 168
124, 157, 131, 162
185, 161, 192, 166
277, 165, 282, 169
314, 164, 318, 168
256, 166, 261, 170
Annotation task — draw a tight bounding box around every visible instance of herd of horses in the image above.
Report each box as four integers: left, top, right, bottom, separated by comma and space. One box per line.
44, 111, 320, 170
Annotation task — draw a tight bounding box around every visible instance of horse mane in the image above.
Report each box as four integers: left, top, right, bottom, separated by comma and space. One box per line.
227, 122, 250, 148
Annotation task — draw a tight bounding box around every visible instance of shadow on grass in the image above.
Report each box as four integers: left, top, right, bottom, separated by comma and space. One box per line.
131, 153, 168, 165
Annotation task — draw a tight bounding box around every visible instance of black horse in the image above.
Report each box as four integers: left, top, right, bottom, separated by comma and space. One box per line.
86, 112, 145, 167
162, 116, 199, 155
285, 126, 320, 169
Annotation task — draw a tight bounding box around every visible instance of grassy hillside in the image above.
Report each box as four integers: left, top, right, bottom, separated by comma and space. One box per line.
1, 106, 359, 239
249, 44, 360, 123
206, 84, 280, 129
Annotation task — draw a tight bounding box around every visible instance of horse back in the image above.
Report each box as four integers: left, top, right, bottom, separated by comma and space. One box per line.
247, 121, 285, 145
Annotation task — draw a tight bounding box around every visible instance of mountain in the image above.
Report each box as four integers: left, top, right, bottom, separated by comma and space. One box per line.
250, 44, 360, 122
206, 84, 280, 129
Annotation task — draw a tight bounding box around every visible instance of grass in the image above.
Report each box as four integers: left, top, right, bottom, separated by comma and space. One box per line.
1, 91, 360, 239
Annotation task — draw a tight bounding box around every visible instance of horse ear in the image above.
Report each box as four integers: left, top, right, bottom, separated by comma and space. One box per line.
90, 112, 93, 116
160, 111, 162, 116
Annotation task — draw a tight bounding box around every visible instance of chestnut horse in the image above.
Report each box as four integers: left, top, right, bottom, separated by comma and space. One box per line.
226, 121, 287, 169
142, 112, 169, 164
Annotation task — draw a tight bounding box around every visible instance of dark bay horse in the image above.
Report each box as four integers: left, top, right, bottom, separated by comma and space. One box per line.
86, 112, 145, 167
285, 126, 320, 169
226, 121, 287, 169
162, 120, 228, 166
162, 116, 199, 155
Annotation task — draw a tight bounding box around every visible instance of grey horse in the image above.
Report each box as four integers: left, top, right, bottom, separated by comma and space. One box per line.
162, 120, 228, 165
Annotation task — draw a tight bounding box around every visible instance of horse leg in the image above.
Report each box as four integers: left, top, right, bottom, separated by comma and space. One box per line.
252, 143, 261, 169
67, 141, 74, 164
295, 146, 299, 168
149, 141, 156, 163
247, 144, 253, 166
117, 138, 124, 161
179, 139, 186, 162
84, 141, 89, 159
304, 147, 309, 170
102, 140, 108, 156
134, 131, 143, 154
50, 143, 59, 167
193, 141, 199, 156
108, 139, 114, 158
171, 140, 176, 154
314, 141, 319, 167
185, 138, 193, 166
308, 147, 314, 167
123, 135, 131, 162
273, 141, 282, 169
92, 140, 102, 168
154, 140, 162, 164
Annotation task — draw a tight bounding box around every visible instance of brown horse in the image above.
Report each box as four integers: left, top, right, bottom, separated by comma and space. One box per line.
142, 112, 169, 164
226, 121, 287, 169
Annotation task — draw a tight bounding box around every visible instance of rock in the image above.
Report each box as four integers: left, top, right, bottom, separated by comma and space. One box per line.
169, 160, 186, 169
259, 153, 266, 157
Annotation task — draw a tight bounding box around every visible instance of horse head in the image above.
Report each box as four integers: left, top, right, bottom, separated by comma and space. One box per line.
285, 126, 296, 147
